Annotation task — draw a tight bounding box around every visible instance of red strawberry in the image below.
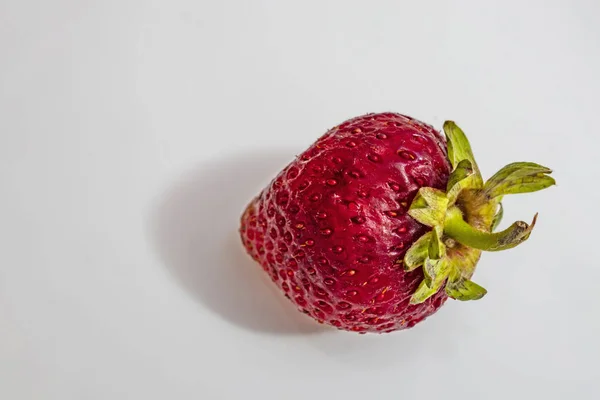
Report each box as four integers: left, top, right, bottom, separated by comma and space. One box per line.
239, 112, 554, 333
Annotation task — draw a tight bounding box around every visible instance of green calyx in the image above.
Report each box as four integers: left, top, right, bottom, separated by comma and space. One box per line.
405, 121, 555, 304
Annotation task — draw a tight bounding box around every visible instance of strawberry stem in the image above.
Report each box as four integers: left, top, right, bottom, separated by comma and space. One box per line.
443, 206, 538, 252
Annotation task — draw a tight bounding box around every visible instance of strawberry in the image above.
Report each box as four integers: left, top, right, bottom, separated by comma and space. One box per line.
239, 112, 554, 333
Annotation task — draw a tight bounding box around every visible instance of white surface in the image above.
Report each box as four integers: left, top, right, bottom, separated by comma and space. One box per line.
1, 1, 599, 399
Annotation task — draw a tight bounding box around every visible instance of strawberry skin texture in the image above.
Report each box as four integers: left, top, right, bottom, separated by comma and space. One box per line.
239, 113, 452, 333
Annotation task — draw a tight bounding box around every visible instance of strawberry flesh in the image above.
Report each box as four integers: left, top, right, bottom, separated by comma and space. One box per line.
240, 113, 451, 333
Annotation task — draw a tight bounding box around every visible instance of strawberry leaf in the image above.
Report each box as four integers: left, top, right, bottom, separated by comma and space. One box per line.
410, 280, 438, 304
483, 162, 555, 199
404, 231, 433, 271
443, 121, 483, 188
428, 228, 445, 260
423, 258, 438, 287
410, 258, 451, 304
408, 187, 448, 228
446, 273, 487, 301
446, 159, 474, 205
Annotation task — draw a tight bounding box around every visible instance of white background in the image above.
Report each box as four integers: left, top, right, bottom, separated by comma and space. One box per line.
1, 1, 599, 399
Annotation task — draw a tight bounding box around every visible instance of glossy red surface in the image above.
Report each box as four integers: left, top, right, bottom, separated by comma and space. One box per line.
240, 113, 451, 333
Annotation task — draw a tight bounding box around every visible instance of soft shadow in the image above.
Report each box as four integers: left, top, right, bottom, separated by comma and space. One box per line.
149, 150, 330, 335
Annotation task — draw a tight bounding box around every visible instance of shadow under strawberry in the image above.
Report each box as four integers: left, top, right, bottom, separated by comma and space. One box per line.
149, 150, 331, 335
